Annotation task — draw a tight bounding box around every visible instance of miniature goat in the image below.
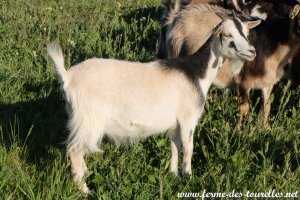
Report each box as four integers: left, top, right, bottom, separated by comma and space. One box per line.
48, 9, 256, 193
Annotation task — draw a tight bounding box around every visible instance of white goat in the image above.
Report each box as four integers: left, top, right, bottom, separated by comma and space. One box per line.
47, 12, 256, 193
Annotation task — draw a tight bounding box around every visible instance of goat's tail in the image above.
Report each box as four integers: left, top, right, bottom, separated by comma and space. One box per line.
47, 42, 68, 83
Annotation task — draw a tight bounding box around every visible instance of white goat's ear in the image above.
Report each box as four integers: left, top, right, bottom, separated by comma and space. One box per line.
215, 12, 228, 21
244, 20, 261, 29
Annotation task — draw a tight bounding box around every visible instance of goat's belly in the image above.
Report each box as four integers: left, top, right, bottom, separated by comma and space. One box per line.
104, 113, 177, 139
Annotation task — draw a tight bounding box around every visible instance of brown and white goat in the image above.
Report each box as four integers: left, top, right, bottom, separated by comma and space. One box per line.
212, 0, 300, 128
48, 10, 256, 193
236, 2, 300, 129
161, 0, 300, 129
214, 0, 300, 128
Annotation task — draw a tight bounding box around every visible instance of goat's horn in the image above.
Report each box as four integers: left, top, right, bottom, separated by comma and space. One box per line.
290, 4, 300, 19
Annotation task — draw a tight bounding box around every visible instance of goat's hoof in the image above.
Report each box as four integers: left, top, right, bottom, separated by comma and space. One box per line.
237, 123, 243, 133
182, 170, 192, 178
263, 124, 271, 130
181, 173, 192, 181
170, 170, 179, 177
81, 183, 90, 194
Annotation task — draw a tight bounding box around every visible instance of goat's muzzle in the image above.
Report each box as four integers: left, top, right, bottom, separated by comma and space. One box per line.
241, 45, 256, 61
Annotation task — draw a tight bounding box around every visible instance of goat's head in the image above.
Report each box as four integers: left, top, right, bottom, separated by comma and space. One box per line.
216, 11, 260, 61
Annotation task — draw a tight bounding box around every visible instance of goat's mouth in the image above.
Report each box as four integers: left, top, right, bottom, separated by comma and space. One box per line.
240, 52, 256, 61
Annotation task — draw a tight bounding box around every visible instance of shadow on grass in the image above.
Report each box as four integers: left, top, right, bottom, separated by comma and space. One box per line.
0, 80, 68, 163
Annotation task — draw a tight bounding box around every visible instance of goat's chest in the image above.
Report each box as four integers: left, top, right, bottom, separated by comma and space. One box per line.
244, 45, 292, 88
263, 45, 292, 83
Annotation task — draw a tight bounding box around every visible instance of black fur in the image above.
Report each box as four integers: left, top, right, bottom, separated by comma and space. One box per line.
157, 0, 175, 59
157, 22, 169, 59
161, 0, 174, 13
229, 41, 238, 51
245, 0, 297, 19
180, 0, 192, 6
159, 37, 215, 87
240, 15, 300, 80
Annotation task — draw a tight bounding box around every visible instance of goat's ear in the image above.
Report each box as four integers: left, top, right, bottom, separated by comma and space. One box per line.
244, 20, 261, 29
215, 12, 228, 21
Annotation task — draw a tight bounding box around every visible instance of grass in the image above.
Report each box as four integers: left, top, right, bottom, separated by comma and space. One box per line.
0, 0, 299, 199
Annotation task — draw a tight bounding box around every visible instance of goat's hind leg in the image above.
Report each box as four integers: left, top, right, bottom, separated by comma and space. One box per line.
68, 147, 90, 194
237, 84, 250, 130
262, 85, 273, 129
67, 114, 105, 193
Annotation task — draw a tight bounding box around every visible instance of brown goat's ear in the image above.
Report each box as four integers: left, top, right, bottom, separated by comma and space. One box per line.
244, 20, 261, 29
215, 12, 229, 21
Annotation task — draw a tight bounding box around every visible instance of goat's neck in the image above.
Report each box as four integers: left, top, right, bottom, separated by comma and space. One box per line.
159, 36, 222, 99
197, 36, 223, 99
227, 58, 244, 76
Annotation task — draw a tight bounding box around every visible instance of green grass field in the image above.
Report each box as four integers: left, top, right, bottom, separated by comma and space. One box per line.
0, 0, 300, 199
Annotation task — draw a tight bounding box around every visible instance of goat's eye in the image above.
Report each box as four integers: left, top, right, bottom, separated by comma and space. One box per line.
223, 34, 232, 38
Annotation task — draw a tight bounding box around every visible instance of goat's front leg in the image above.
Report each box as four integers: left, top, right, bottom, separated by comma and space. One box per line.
179, 116, 199, 175
237, 84, 250, 130
169, 128, 181, 176
68, 147, 89, 194
177, 98, 203, 175
181, 127, 195, 175
262, 85, 274, 129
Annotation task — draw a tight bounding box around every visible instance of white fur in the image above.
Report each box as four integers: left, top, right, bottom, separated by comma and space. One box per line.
199, 46, 223, 98
250, 5, 267, 20
228, 58, 244, 76
48, 48, 202, 192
